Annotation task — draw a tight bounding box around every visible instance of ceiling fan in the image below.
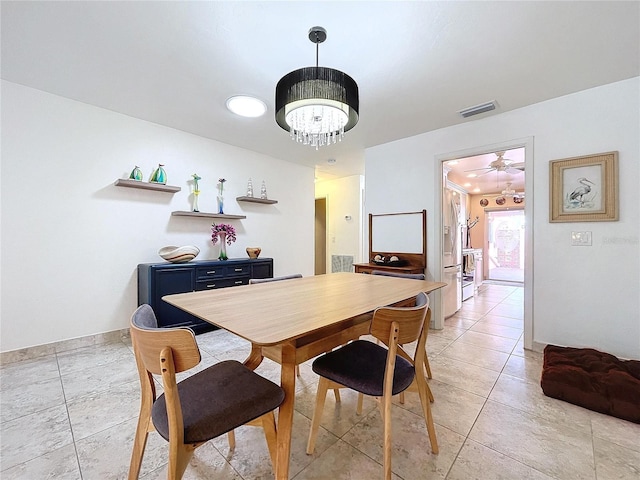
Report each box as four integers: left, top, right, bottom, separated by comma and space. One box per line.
483, 182, 525, 198
465, 151, 525, 176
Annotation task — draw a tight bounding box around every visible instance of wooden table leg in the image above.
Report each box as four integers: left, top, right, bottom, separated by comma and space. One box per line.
275, 343, 296, 480
243, 343, 264, 370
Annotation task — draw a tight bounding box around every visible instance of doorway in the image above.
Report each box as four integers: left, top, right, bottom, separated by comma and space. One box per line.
435, 137, 533, 349
485, 208, 525, 283
314, 198, 327, 275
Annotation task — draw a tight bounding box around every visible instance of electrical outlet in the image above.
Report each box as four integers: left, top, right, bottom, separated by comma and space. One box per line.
571, 231, 592, 246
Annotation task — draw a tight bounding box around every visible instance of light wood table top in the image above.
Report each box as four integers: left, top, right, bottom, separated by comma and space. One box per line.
163, 272, 446, 480
163, 272, 446, 345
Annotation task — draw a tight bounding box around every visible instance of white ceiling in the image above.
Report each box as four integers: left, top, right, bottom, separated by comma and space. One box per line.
2, 1, 638, 182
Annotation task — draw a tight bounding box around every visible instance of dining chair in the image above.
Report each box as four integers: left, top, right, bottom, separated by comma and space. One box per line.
306, 292, 438, 480
128, 304, 285, 480
371, 270, 433, 381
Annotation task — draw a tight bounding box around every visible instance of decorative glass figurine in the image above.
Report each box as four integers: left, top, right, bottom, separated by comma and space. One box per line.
149, 164, 167, 184
191, 174, 201, 212
260, 180, 268, 199
246, 178, 254, 197
217, 178, 226, 214
129, 165, 143, 181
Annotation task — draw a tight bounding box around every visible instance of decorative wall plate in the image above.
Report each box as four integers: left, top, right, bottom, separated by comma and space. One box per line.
480, 198, 489, 207
495, 196, 506, 205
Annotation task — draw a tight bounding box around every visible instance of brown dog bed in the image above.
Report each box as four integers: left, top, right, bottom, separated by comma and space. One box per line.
541, 345, 640, 424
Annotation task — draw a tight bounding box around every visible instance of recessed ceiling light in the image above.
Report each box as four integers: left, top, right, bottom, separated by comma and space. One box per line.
473, 188, 481, 193
463, 183, 472, 187
467, 173, 477, 178
327, 158, 337, 165
226, 96, 266, 117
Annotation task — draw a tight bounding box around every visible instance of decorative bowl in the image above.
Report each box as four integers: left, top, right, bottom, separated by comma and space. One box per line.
158, 245, 200, 263
246, 247, 261, 259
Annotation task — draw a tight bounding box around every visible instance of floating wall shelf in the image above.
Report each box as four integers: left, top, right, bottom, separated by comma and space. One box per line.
171, 211, 247, 219
114, 178, 181, 193
236, 196, 278, 204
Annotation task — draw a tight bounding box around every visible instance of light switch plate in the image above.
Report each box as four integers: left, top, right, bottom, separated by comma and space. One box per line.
571, 231, 592, 246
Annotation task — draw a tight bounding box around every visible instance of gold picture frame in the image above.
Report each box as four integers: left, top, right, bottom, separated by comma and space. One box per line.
550, 151, 618, 222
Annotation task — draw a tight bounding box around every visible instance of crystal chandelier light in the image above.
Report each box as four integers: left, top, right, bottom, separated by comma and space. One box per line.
275, 27, 359, 149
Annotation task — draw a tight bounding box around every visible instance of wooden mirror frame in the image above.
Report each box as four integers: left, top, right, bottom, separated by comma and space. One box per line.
368, 210, 427, 271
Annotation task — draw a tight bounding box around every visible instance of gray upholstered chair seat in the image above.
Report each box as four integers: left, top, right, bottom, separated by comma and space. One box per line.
152, 360, 285, 444
312, 340, 415, 397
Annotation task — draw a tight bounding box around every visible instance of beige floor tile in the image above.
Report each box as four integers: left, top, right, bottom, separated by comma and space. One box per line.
470, 400, 596, 479
294, 439, 402, 480
480, 313, 524, 329
502, 353, 543, 384
440, 341, 510, 372
590, 411, 640, 453
444, 316, 477, 330
67, 379, 140, 440
0, 405, 74, 471
428, 356, 500, 397
0, 354, 60, 388
593, 435, 640, 480
453, 330, 518, 354
393, 378, 486, 437
60, 355, 138, 401
0, 375, 66, 423
76, 417, 168, 479
489, 374, 593, 435
56, 341, 134, 376
489, 303, 524, 320
341, 406, 465, 479
447, 439, 555, 480
470, 321, 523, 339
0, 444, 81, 480
295, 384, 377, 438
141, 443, 243, 480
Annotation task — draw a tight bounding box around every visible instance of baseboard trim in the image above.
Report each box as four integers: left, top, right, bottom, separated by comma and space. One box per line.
1, 328, 131, 365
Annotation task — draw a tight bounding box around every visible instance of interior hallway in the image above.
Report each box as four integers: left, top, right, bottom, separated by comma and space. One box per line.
1, 283, 639, 479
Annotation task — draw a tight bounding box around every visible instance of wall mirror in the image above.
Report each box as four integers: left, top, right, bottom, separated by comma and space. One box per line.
369, 210, 427, 268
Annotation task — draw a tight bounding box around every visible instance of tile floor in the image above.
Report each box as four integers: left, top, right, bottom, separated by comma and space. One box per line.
1, 283, 639, 479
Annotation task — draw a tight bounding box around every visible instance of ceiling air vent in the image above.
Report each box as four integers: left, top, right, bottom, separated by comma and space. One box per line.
458, 101, 497, 118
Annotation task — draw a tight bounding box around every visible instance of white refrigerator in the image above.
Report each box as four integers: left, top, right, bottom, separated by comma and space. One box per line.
443, 187, 462, 317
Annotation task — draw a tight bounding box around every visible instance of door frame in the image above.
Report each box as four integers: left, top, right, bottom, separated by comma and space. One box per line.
434, 137, 534, 350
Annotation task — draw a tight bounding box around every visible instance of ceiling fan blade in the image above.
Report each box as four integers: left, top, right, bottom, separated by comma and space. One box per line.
464, 167, 494, 173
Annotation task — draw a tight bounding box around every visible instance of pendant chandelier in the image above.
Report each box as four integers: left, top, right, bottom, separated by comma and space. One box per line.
275, 26, 359, 149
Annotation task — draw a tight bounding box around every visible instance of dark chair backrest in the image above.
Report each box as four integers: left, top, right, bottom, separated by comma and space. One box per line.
130, 304, 201, 375
371, 270, 425, 280
370, 292, 429, 347
249, 274, 303, 284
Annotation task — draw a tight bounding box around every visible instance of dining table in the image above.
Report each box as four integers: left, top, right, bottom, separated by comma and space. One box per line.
163, 271, 446, 479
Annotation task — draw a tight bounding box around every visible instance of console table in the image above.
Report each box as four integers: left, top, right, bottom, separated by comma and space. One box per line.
138, 258, 273, 333
355, 210, 427, 276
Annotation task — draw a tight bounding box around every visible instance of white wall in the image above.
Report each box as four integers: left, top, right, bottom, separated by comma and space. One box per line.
366, 77, 639, 359
1, 81, 315, 352
315, 175, 364, 271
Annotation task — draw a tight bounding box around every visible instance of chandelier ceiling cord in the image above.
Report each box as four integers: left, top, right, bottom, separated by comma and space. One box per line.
275, 26, 359, 149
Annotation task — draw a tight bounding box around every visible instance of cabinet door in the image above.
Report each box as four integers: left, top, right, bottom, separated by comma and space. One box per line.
251, 261, 273, 279
153, 268, 200, 329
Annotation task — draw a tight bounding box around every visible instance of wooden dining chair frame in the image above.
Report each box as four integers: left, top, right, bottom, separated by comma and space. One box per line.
128, 307, 282, 480
306, 293, 438, 480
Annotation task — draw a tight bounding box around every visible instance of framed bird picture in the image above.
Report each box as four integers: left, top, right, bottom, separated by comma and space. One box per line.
549, 151, 618, 222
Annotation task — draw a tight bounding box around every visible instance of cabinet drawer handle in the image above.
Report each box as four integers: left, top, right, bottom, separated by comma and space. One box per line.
234, 280, 243, 285
207, 270, 216, 274
234, 268, 243, 272
207, 284, 216, 288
